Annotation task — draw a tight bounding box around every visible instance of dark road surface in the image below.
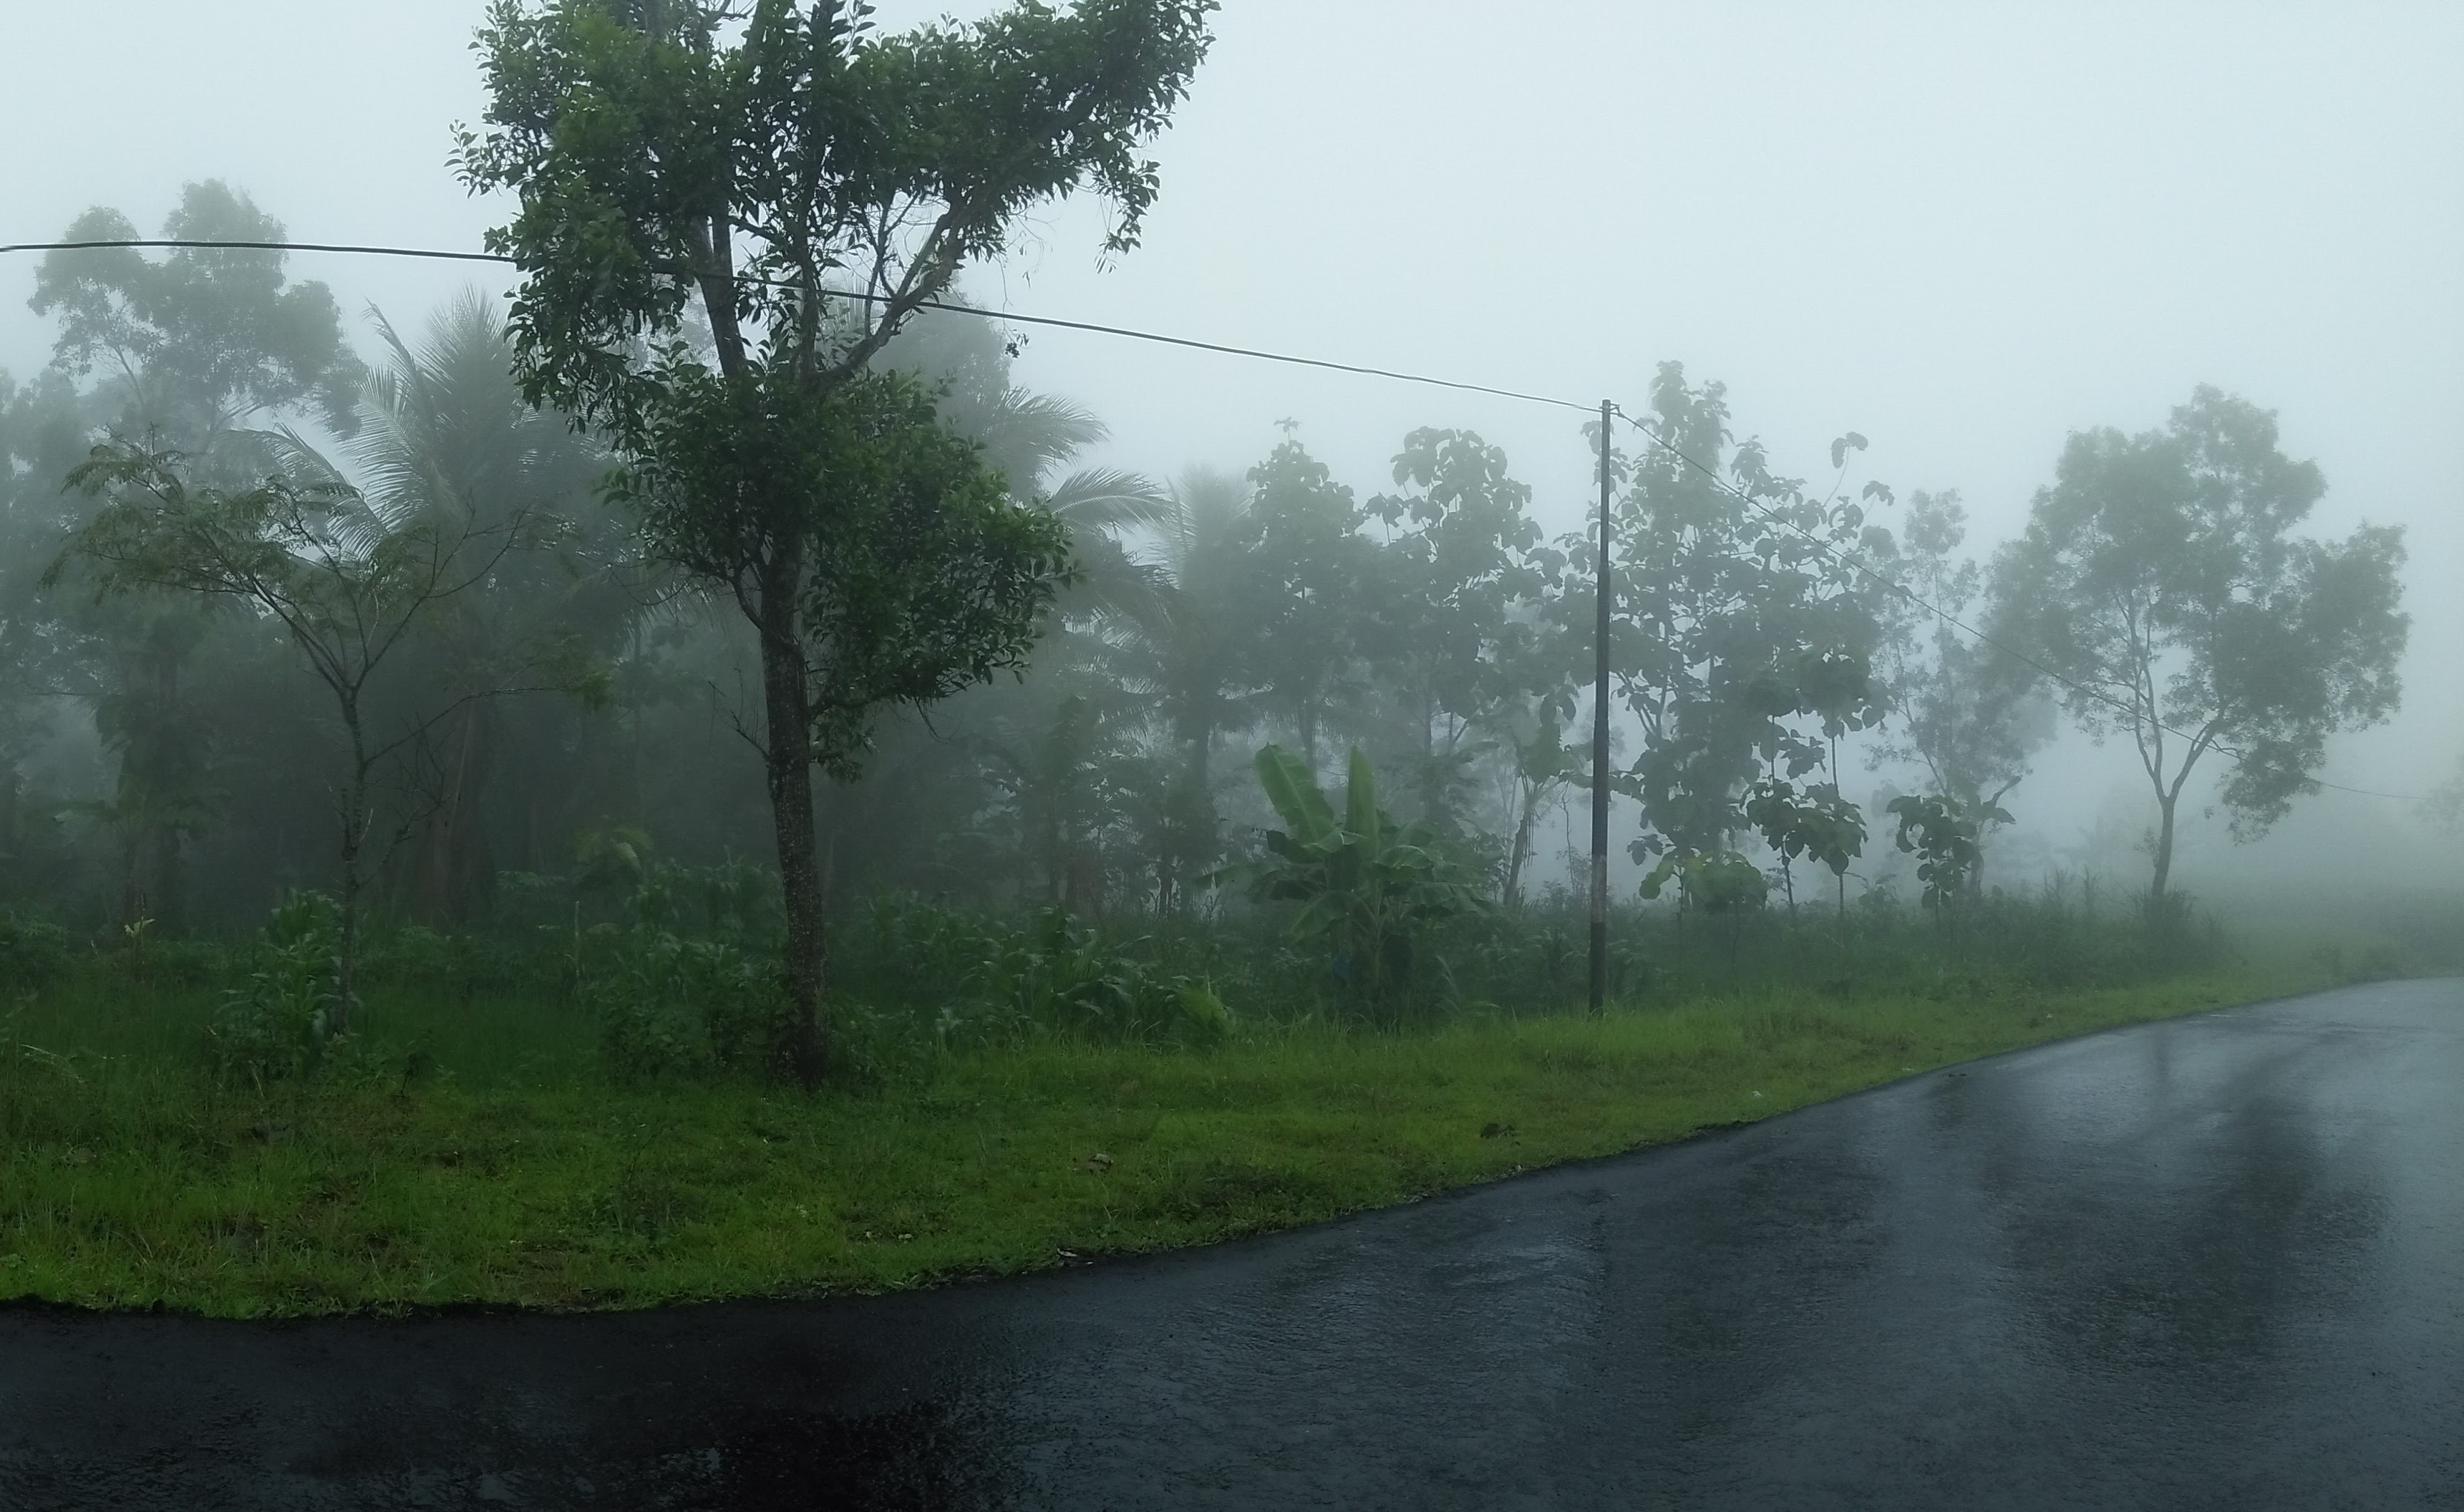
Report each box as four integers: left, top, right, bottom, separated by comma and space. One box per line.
6, 980, 2461, 1510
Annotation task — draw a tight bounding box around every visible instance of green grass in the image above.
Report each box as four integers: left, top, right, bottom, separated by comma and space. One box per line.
0, 959, 2330, 1317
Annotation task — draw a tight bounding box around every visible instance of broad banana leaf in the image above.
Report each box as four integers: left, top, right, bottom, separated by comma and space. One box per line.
1254, 745, 1337, 846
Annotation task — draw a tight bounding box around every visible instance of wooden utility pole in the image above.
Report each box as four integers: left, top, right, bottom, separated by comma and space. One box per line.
1589, 399, 1614, 1014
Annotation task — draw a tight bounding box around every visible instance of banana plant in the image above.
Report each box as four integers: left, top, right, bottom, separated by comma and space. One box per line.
1221, 745, 1487, 1012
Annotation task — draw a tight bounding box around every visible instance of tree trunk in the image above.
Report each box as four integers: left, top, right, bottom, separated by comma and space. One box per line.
144, 641, 185, 932
755, 556, 829, 1090
332, 697, 367, 1040
2148, 793, 2178, 908
1504, 775, 1546, 909
1191, 722, 1214, 866
151, 825, 185, 935
421, 699, 495, 926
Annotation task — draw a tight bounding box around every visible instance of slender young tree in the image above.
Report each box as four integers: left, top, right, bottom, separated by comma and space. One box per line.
326, 293, 626, 924
1869, 489, 2053, 891
54, 447, 553, 1032
455, 0, 1216, 1082
30, 184, 364, 926
0, 370, 93, 901
1992, 387, 2408, 903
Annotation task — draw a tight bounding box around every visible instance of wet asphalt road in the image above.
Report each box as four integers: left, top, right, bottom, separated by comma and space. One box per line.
5, 979, 2460, 1511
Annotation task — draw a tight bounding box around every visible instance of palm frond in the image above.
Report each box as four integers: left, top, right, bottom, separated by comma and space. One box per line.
1042, 467, 1172, 533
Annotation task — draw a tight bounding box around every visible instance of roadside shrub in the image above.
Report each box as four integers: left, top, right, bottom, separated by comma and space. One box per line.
595, 988, 712, 1080
364, 924, 459, 989
208, 892, 341, 1086
586, 927, 794, 1080
838, 898, 1234, 1055
0, 913, 71, 990
1173, 979, 1233, 1048
361, 924, 530, 997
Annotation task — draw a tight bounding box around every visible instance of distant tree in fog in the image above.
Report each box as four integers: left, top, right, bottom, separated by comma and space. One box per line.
1992, 387, 2409, 905
1565, 362, 1891, 912
1870, 489, 2054, 891
331, 293, 626, 926
1361, 427, 1551, 838
26, 184, 364, 927
54, 443, 561, 1033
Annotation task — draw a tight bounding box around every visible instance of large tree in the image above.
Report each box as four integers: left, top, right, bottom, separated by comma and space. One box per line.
31, 181, 361, 468
1992, 387, 2408, 902
455, 0, 1215, 1082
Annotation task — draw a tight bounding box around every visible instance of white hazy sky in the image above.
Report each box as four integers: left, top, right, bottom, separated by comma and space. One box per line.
4, 0, 2457, 873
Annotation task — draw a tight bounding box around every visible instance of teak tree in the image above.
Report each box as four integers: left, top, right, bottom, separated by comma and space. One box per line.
1563, 364, 1891, 868
454, 0, 1216, 1084
1992, 387, 2408, 903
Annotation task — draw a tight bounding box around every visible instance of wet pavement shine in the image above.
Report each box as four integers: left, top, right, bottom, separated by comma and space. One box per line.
4, 979, 2460, 1509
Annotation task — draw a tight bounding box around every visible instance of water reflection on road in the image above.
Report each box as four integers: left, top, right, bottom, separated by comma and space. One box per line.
5, 981, 2460, 1509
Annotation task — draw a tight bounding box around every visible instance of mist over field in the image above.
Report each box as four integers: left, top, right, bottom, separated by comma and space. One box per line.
11, 14, 2464, 1500
6, 0, 2464, 1349
5, 0, 2455, 928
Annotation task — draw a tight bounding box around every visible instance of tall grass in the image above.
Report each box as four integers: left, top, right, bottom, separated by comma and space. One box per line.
1, 961, 2297, 1317
0, 878, 2399, 1315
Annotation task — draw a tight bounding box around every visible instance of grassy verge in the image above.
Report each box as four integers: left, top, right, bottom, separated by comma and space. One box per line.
0, 961, 2328, 1317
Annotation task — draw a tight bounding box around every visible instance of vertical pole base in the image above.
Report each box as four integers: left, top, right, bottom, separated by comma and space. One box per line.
1587, 853, 1609, 1014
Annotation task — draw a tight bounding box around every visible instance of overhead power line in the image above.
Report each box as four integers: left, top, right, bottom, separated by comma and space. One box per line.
0, 238, 1596, 415
1, 235, 2427, 805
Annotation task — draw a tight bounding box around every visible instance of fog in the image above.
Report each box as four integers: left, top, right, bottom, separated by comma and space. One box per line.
4, 0, 2460, 906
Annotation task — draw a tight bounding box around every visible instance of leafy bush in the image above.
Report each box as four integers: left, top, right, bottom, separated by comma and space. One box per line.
594, 987, 712, 1080
364, 924, 460, 989
836, 897, 1233, 1058
587, 926, 795, 1081
139, 936, 236, 988
208, 892, 342, 1085
0, 913, 71, 990
974, 908, 1228, 1046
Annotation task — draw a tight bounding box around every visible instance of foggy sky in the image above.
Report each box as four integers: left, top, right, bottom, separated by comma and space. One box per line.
6, 0, 2457, 876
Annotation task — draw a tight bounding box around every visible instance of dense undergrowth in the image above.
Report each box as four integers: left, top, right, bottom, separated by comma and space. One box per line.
0, 877, 2424, 1317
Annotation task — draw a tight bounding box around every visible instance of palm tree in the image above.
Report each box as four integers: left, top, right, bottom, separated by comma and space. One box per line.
881, 311, 1172, 631
1107, 466, 1263, 906
277, 289, 626, 923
